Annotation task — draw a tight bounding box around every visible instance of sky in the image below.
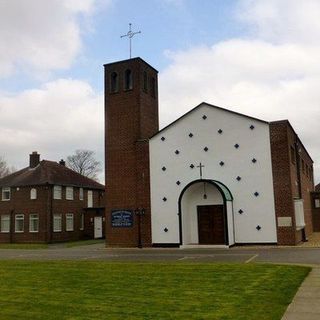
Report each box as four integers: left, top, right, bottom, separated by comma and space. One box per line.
0, 0, 319, 183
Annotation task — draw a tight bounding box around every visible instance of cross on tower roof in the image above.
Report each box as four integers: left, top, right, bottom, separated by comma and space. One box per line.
120, 23, 141, 59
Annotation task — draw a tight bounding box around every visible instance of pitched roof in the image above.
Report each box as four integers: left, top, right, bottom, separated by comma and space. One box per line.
0, 160, 104, 189
150, 102, 268, 139
316, 183, 320, 192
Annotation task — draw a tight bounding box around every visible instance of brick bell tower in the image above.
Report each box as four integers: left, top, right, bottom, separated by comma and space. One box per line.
104, 58, 159, 247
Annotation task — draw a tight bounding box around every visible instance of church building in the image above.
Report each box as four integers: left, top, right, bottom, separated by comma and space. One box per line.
104, 57, 315, 247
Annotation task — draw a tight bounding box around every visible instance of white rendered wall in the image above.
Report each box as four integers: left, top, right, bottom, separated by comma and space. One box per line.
150, 103, 277, 244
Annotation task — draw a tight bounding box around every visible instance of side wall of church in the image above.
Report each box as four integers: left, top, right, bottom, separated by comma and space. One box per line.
150, 104, 277, 245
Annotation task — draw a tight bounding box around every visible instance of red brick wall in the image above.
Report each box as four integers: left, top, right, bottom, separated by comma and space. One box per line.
104, 58, 159, 247
0, 185, 104, 243
270, 121, 314, 245
311, 192, 320, 232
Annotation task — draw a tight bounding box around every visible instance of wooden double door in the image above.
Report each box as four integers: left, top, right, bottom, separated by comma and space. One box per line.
197, 205, 226, 244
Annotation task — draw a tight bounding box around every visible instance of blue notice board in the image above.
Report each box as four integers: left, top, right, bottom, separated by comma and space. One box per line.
111, 210, 133, 227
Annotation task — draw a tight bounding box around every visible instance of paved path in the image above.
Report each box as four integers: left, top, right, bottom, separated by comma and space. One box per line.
282, 267, 320, 320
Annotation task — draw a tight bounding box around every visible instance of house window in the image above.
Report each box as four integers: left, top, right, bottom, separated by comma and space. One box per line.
29, 214, 39, 233
88, 190, 93, 208
1, 215, 10, 233
290, 146, 295, 165
30, 188, 37, 200
53, 214, 62, 232
79, 188, 84, 201
143, 71, 148, 92
66, 213, 74, 231
151, 77, 156, 98
80, 213, 84, 231
110, 72, 119, 93
315, 199, 320, 208
306, 165, 309, 178
2, 187, 10, 201
66, 187, 74, 200
53, 186, 62, 200
15, 214, 24, 233
124, 69, 133, 90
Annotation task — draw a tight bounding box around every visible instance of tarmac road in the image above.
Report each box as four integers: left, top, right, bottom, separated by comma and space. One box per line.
0, 243, 320, 265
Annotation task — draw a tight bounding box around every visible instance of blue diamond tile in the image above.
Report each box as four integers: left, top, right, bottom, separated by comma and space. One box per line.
238, 209, 243, 214
202, 115, 207, 120
234, 143, 240, 149
236, 176, 241, 181
218, 129, 223, 134
256, 225, 261, 231
252, 158, 257, 163
254, 192, 259, 197
190, 164, 195, 169
250, 125, 255, 130
162, 197, 167, 202
162, 166, 166, 171
189, 133, 193, 138
164, 227, 168, 232
176, 181, 181, 185
219, 161, 225, 166
204, 146, 208, 152
161, 136, 165, 141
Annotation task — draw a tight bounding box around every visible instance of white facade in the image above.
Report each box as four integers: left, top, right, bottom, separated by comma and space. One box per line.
150, 103, 277, 246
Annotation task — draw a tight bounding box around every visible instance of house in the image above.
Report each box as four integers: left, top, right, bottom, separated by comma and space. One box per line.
104, 57, 315, 247
0, 152, 105, 243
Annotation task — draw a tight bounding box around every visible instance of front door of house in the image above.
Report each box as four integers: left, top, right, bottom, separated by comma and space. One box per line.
197, 205, 225, 244
94, 216, 103, 238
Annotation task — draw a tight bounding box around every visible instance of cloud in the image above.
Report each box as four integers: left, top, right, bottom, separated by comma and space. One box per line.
0, 0, 98, 78
0, 79, 104, 180
160, 0, 320, 182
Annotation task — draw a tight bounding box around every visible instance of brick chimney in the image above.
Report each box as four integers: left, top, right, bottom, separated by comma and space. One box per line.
29, 151, 40, 168
59, 159, 66, 166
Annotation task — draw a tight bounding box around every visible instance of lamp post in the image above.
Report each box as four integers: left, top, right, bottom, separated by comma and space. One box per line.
135, 208, 145, 248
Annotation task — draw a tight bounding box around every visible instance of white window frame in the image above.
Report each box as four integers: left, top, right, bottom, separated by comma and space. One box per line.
79, 188, 84, 201
87, 190, 93, 208
315, 199, 320, 208
15, 214, 24, 233
53, 186, 62, 200
1, 215, 10, 233
2, 187, 11, 201
80, 213, 84, 230
66, 213, 74, 231
53, 214, 62, 232
30, 188, 37, 200
29, 214, 39, 233
66, 187, 74, 200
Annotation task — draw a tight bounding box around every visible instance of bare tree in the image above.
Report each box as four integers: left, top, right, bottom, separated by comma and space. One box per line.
0, 157, 14, 178
66, 149, 101, 181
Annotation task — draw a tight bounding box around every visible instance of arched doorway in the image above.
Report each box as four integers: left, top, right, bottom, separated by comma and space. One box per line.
178, 179, 234, 246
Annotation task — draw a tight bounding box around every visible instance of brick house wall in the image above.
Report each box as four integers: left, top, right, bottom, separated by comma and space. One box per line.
311, 192, 320, 232
0, 185, 104, 243
104, 58, 159, 247
270, 121, 314, 245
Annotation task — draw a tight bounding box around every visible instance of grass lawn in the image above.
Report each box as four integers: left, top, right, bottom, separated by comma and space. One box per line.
0, 261, 309, 320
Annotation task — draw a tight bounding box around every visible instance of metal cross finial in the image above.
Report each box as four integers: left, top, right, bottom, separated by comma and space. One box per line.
197, 162, 205, 179
121, 23, 141, 59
